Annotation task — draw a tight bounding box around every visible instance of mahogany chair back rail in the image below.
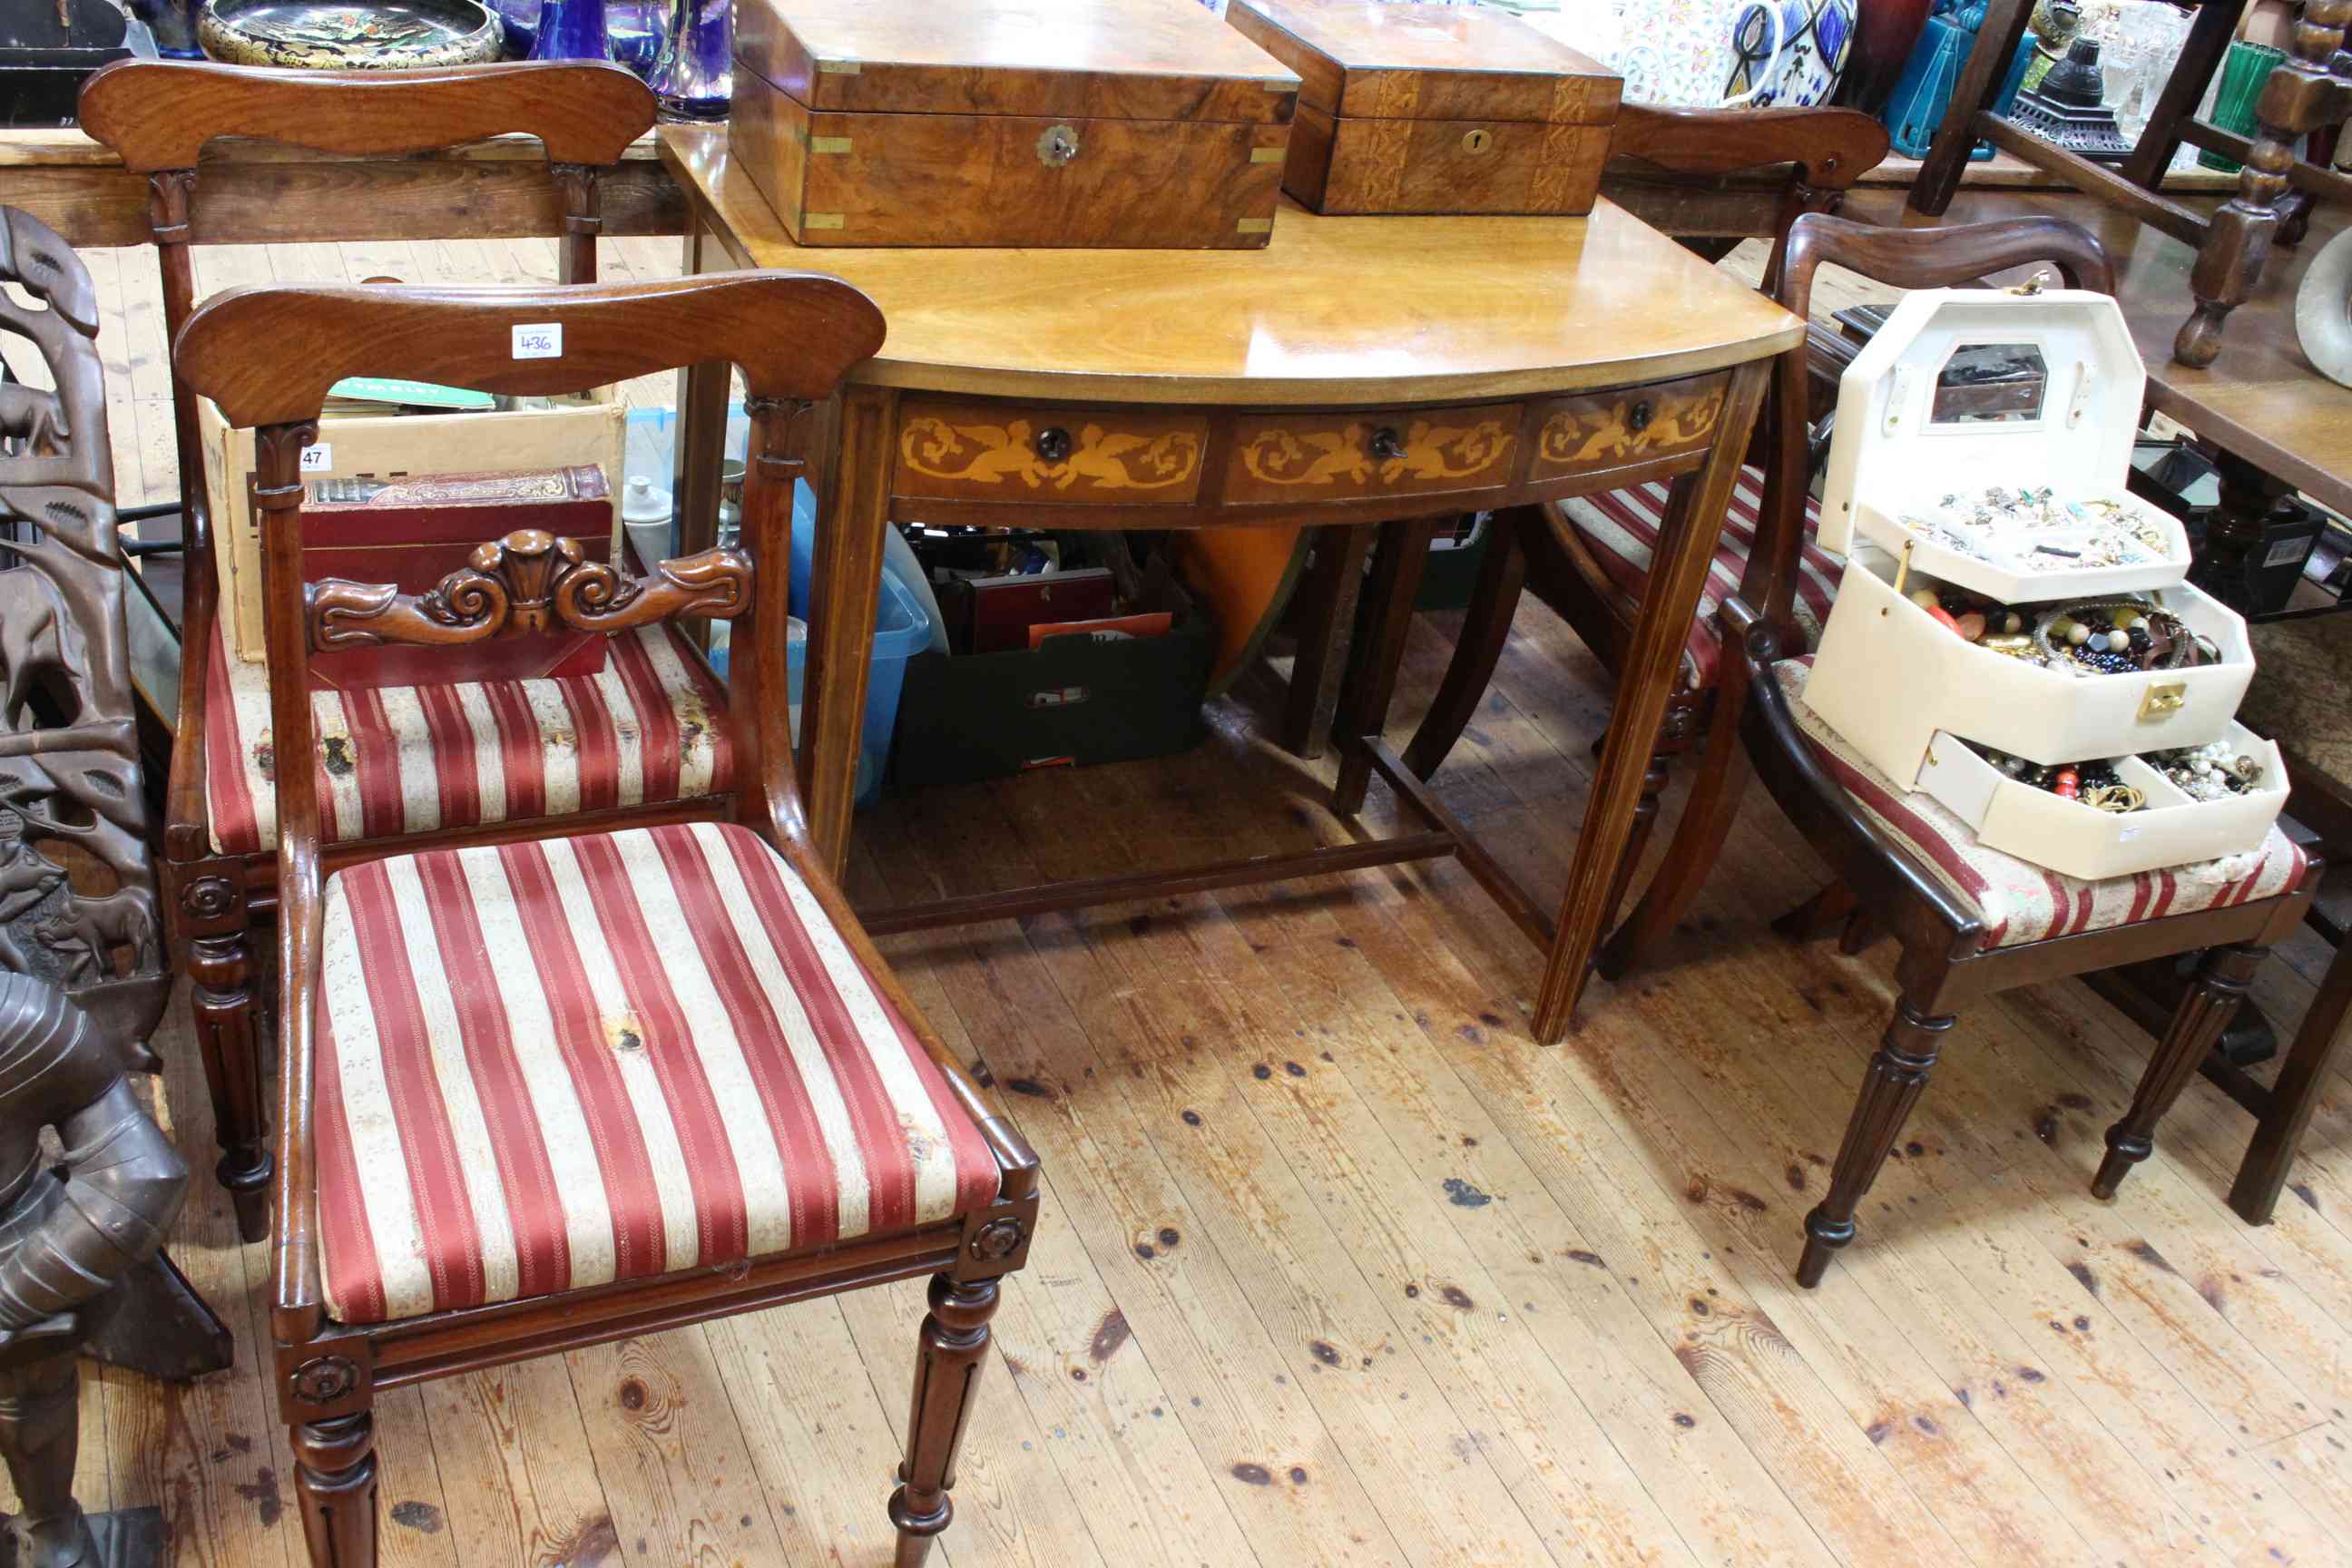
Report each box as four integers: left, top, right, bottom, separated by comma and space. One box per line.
1710, 211, 2320, 1287
1394, 103, 1890, 1002
75, 60, 652, 172
173, 272, 1037, 1568
73, 59, 658, 1242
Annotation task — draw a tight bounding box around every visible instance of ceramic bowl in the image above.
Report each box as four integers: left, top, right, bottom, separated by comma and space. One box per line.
199, 0, 503, 68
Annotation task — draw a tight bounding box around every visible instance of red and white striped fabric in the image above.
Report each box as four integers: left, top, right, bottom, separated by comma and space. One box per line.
312, 820, 1001, 1325
1778, 658, 2309, 949
202, 617, 731, 857
1557, 465, 1847, 691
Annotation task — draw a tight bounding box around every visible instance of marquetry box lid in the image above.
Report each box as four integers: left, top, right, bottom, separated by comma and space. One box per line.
1224, 0, 1621, 216
730, 0, 1301, 248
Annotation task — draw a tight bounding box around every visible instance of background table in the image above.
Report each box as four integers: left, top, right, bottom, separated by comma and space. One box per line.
660, 123, 1800, 1040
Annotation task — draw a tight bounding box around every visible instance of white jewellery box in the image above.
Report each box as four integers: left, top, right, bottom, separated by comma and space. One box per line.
1801, 284, 2282, 878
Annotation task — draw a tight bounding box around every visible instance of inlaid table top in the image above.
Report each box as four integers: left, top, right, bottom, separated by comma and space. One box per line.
658, 123, 1804, 406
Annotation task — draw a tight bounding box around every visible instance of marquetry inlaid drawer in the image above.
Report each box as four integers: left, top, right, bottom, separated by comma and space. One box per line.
1525, 372, 1730, 482
894, 401, 1211, 505
1221, 404, 1522, 507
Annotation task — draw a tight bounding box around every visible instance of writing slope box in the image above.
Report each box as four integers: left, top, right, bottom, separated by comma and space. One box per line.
200, 394, 626, 665
1226, 0, 1619, 216
730, 0, 1300, 248
301, 466, 616, 693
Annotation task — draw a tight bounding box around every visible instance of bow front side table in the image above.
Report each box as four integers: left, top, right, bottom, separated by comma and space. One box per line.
659, 124, 1802, 1039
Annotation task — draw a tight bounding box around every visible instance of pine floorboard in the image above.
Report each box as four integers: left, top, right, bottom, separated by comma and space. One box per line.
20, 238, 2349, 1566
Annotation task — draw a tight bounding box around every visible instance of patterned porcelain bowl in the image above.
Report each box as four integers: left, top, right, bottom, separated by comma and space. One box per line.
199, 0, 503, 68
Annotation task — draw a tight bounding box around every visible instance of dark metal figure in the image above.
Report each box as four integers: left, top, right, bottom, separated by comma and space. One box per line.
0, 975, 184, 1568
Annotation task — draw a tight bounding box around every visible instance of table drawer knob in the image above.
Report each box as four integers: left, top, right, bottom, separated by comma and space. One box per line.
1035, 426, 1073, 462
1367, 426, 1405, 462
1628, 399, 1654, 434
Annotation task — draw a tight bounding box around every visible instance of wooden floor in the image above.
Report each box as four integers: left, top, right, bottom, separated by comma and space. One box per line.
23, 237, 2352, 1567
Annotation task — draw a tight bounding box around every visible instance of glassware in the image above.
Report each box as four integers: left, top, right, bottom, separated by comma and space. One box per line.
486, 0, 541, 55
648, 0, 732, 121
2200, 40, 2284, 172
607, 0, 664, 76
529, 0, 613, 62
130, 0, 204, 58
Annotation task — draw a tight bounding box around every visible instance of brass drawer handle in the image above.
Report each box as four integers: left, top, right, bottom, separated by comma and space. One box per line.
1035, 426, 1073, 463
1367, 426, 1405, 462
1628, 399, 1654, 434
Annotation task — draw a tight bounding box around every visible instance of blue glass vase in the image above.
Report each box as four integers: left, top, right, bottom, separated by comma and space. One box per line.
529, 0, 612, 61
608, 0, 664, 76
648, 0, 731, 122
130, 0, 204, 58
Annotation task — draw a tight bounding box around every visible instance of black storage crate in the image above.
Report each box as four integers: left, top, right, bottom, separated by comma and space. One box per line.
888, 598, 1212, 791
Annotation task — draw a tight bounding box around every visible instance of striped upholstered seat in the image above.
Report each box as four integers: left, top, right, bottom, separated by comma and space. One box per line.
1557, 465, 1847, 691
202, 618, 731, 857
1777, 658, 2309, 949
312, 820, 1002, 1325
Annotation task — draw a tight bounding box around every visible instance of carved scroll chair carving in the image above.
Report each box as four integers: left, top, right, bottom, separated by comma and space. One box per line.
76, 59, 665, 1242
1705, 212, 2320, 1285
171, 271, 1040, 1568
0, 202, 230, 1562
1394, 103, 1890, 995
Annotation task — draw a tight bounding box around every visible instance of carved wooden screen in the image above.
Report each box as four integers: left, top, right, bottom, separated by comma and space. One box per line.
0, 206, 165, 1039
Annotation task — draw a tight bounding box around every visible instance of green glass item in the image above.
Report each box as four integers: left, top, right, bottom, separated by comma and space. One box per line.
2200, 39, 2285, 172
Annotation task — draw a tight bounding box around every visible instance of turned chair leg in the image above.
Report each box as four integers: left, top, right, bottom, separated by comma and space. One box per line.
1798, 998, 1954, 1287
1598, 740, 1675, 944
292, 1412, 377, 1568
2230, 928, 2352, 1221
1331, 518, 1438, 817
1401, 511, 1529, 781
891, 1274, 1001, 1568
2094, 942, 2267, 1200
178, 872, 272, 1242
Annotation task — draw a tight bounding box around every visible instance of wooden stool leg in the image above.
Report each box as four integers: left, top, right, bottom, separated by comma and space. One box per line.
2093, 942, 2267, 1199
890, 1274, 1001, 1568
1332, 518, 1439, 817
1281, 524, 1374, 760
1909, 0, 2036, 216
2175, 0, 2352, 367
2230, 933, 2352, 1221
1798, 999, 1953, 1287
292, 1413, 377, 1568
1402, 510, 1529, 780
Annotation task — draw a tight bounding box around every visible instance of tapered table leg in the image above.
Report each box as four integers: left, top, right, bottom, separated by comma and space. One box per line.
1529, 358, 1770, 1043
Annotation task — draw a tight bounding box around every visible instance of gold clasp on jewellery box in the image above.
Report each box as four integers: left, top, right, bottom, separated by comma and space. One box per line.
2138, 681, 2186, 720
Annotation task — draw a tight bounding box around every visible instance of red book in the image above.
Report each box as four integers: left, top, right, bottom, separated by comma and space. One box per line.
300, 466, 615, 691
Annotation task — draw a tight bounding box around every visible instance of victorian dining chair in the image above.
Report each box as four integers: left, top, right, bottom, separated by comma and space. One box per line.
1707, 211, 2319, 1284
1396, 102, 1889, 1000
77, 59, 668, 1240
171, 270, 1040, 1568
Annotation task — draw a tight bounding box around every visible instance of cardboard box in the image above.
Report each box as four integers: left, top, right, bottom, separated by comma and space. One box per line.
201, 395, 626, 663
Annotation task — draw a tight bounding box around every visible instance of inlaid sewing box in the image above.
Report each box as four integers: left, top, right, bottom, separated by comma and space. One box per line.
1803, 285, 2283, 879
1224, 0, 1621, 216
730, 0, 1301, 247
